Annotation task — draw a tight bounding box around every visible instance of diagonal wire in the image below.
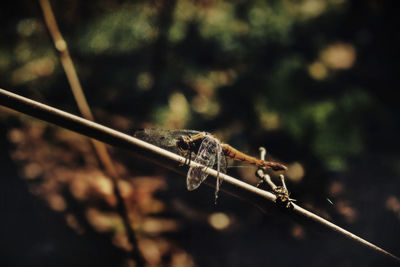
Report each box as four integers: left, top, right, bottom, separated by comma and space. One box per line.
1, 88, 400, 264
37, 0, 145, 265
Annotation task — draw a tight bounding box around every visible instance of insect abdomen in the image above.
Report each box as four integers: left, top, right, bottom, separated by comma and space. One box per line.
222, 144, 287, 171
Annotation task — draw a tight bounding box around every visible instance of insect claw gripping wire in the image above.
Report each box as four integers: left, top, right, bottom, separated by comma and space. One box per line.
178, 150, 191, 167
256, 147, 294, 209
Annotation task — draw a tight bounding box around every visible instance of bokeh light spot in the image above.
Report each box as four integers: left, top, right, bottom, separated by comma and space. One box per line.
208, 212, 230, 230
286, 162, 305, 182
137, 72, 154, 90
321, 42, 356, 70
308, 61, 328, 80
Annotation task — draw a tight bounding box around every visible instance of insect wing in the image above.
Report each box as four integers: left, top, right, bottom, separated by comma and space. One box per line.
217, 145, 227, 187
186, 136, 218, 191
133, 129, 201, 154
213, 142, 227, 202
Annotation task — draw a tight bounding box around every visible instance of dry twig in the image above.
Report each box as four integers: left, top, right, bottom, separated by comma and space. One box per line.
37, 1, 145, 265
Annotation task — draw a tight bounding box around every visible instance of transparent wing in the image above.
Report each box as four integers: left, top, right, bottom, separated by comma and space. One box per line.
133, 128, 201, 155
186, 136, 218, 191
214, 143, 227, 202
217, 144, 227, 187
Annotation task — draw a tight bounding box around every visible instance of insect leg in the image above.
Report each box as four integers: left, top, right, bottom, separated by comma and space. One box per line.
214, 144, 221, 204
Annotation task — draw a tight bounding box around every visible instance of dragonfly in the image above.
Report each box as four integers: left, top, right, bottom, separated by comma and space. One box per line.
133, 129, 287, 200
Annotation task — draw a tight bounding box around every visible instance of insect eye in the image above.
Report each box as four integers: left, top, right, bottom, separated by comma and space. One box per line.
176, 137, 189, 151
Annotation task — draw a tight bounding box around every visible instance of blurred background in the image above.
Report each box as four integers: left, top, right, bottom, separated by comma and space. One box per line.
1, 0, 399, 266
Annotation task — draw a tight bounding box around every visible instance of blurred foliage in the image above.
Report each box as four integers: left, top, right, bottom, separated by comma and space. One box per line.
1, 0, 400, 266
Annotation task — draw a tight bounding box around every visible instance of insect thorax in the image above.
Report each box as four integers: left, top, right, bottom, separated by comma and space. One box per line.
176, 132, 211, 154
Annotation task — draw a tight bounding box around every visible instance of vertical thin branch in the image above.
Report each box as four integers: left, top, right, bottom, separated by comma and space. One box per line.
37, 1, 145, 265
